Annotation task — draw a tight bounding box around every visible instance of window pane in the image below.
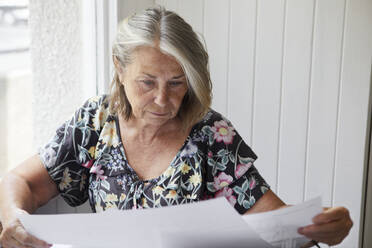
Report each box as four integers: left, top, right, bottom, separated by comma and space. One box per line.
0, 0, 32, 177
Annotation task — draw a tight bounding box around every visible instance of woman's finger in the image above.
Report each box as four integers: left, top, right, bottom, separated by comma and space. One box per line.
300, 219, 343, 238
10, 236, 33, 248
1, 236, 32, 248
12, 225, 51, 248
0, 221, 51, 248
312, 207, 350, 224
299, 217, 352, 245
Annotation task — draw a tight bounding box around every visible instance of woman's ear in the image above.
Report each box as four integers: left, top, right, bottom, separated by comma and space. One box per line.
113, 56, 125, 82
113, 56, 123, 73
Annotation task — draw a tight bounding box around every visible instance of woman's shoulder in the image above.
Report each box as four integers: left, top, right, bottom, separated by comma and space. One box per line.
190, 109, 236, 145
77, 94, 112, 131
82, 94, 110, 110
78, 94, 111, 117
193, 109, 232, 129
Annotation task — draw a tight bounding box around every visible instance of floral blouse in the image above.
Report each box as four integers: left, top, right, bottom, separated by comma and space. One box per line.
39, 95, 270, 214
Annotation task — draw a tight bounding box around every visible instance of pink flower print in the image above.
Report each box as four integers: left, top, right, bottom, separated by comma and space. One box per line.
213, 172, 233, 191
208, 151, 213, 158
215, 187, 237, 207
211, 120, 236, 145
90, 164, 107, 181
235, 162, 253, 179
249, 177, 256, 190
82, 159, 94, 169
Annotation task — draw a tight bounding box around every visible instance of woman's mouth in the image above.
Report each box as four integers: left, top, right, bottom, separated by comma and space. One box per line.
150, 112, 168, 117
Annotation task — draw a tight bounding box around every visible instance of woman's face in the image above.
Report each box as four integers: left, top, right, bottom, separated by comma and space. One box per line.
117, 46, 188, 126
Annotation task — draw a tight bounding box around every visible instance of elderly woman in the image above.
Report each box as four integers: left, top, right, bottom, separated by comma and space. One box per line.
0, 6, 352, 248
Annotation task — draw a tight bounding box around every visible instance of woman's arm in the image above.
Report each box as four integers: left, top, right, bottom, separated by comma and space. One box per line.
244, 189, 286, 214
0, 154, 58, 248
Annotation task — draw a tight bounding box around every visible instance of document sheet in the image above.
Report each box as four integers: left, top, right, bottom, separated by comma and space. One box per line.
19, 197, 322, 248
243, 197, 322, 247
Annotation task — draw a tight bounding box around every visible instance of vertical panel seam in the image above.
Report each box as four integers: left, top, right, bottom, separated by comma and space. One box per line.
251, 0, 259, 146
94, 0, 99, 96
303, 0, 318, 202
332, 0, 348, 208
276, 0, 288, 198
202, 0, 205, 35
226, 0, 232, 118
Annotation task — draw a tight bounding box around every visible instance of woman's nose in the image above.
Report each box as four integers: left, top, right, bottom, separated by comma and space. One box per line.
154, 87, 168, 107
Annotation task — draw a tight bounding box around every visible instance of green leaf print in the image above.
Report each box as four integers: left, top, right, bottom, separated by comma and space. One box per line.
207, 157, 216, 167
238, 192, 245, 205
212, 162, 227, 176
101, 180, 110, 190
217, 149, 227, 156
238, 155, 254, 165
241, 179, 249, 192
229, 153, 235, 163
261, 186, 269, 194
221, 155, 229, 165
243, 200, 251, 209
207, 182, 216, 192
98, 189, 107, 201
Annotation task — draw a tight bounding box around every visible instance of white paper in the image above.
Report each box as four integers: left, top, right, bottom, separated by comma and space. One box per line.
19, 197, 322, 248
19, 197, 273, 248
243, 197, 322, 248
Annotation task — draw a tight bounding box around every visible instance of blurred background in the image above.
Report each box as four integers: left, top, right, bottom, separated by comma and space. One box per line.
0, 0, 33, 177
0, 0, 371, 247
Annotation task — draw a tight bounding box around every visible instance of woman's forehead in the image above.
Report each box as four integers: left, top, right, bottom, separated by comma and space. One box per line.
133, 46, 178, 63
131, 46, 184, 74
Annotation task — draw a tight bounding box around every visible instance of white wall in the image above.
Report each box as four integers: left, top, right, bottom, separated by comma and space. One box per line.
118, 0, 155, 20
1, 70, 33, 175
32, 0, 372, 247
29, 0, 92, 214
160, 0, 371, 247
30, 0, 85, 148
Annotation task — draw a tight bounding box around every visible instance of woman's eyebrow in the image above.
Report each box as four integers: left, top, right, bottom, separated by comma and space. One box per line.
142, 73, 185, 79
172, 74, 185, 79
142, 73, 156, 78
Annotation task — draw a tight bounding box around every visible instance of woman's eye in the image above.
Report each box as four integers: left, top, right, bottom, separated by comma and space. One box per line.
142, 80, 154, 86
169, 81, 183, 87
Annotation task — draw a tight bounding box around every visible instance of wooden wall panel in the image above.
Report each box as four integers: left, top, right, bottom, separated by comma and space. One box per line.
228, 0, 256, 145
118, 0, 155, 21
118, 0, 137, 21
177, 0, 204, 35
203, 0, 230, 116
277, 0, 315, 205
333, 0, 372, 246
157, 0, 178, 12
251, 0, 286, 193
136, 0, 155, 12
305, 0, 346, 207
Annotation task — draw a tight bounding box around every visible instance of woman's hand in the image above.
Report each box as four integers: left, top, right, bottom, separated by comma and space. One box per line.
298, 206, 353, 246
0, 209, 51, 248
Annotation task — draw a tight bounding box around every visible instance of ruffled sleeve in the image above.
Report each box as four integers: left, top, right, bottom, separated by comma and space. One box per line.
201, 111, 270, 214
38, 95, 108, 206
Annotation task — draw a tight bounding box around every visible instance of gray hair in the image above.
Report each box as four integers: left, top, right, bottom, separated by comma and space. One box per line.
109, 6, 212, 129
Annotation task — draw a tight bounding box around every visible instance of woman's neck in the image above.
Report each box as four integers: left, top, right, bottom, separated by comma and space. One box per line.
118, 115, 182, 145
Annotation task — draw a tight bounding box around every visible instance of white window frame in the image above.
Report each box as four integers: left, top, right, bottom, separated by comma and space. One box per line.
82, 0, 118, 97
